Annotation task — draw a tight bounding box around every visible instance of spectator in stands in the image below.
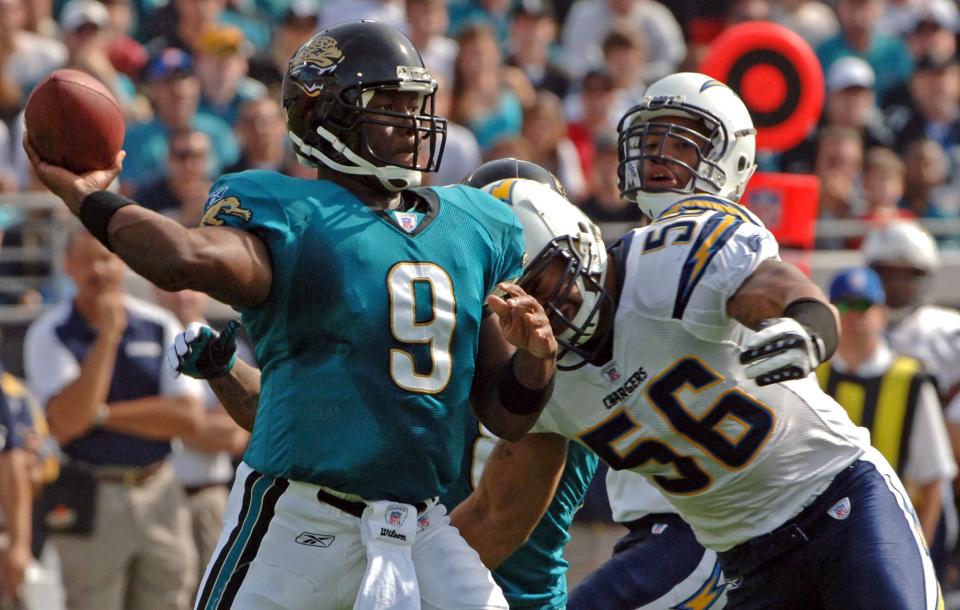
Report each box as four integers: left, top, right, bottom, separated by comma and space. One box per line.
780, 56, 893, 174
904, 0, 958, 62
578, 132, 643, 227
140, 0, 270, 56
482, 134, 534, 164
223, 96, 286, 174
194, 24, 266, 126
772, 0, 839, 48
23, 227, 203, 610
152, 286, 248, 589
814, 125, 865, 248
884, 50, 960, 176
247, 0, 317, 93
59, 0, 142, 122
861, 146, 913, 225
565, 68, 618, 182
403, 0, 457, 84
133, 127, 212, 224
1, 360, 63, 610
451, 23, 532, 152
0, 0, 66, 116
522, 90, 586, 201
877, 0, 959, 109
818, 266, 956, 555
902, 137, 960, 220
816, 0, 912, 100
99, 0, 148, 80
506, 0, 570, 99
447, 0, 513, 51
560, 0, 685, 82
0, 375, 32, 607
423, 73, 480, 186
600, 24, 648, 119
121, 48, 238, 188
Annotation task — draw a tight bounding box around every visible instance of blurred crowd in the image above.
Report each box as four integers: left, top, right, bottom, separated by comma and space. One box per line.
5, 0, 960, 608
0, 0, 959, 251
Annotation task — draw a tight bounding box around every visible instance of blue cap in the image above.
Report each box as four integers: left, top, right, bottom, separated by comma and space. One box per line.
829, 267, 886, 305
144, 48, 193, 82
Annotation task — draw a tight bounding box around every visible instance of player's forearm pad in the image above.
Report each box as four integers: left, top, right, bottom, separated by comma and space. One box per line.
497, 354, 555, 415
784, 298, 838, 361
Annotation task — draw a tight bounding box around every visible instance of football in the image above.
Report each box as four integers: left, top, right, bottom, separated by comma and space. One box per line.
24, 69, 125, 174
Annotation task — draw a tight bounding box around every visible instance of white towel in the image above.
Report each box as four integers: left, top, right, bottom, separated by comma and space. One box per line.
354, 500, 421, 610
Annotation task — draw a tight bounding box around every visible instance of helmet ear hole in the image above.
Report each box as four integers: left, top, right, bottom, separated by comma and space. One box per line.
738, 156, 749, 172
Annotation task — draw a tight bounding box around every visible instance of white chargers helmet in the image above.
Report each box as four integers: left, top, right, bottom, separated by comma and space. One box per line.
618, 72, 758, 220
862, 221, 939, 319
861, 220, 940, 273
483, 178, 610, 369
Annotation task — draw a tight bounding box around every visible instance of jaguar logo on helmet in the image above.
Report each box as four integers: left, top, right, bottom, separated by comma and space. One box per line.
289, 35, 345, 95
300, 35, 344, 70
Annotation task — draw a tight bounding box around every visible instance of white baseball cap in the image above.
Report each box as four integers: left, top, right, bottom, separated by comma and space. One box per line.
826, 56, 875, 92
60, 0, 110, 33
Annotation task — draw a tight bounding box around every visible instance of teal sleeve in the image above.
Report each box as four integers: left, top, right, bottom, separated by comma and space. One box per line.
200, 173, 290, 244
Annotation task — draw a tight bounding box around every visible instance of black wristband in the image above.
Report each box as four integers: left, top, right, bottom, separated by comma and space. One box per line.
784, 298, 838, 361
79, 190, 135, 251
497, 353, 555, 415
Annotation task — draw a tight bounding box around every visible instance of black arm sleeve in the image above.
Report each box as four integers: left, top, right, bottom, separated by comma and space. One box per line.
784, 298, 838, 361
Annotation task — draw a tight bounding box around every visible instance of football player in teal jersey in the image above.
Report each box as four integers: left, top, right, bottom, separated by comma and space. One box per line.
167, 159, 600, 610
24, 20, 559, 610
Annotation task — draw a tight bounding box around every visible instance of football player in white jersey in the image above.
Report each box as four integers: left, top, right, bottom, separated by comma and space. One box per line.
452, 72, 942, 609
862, 220, 960, 574
862, 221, 960, 402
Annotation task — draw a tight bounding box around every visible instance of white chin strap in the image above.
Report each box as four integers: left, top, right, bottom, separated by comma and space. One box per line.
287, 127, 422, 192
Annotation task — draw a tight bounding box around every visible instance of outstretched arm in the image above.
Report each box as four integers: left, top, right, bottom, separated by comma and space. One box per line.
451, 433, 568, 568
471, 283, 558, 442
24, 141, 272, 308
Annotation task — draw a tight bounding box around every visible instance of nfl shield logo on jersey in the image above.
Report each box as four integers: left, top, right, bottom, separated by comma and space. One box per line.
602, 363, 621, 383
828, 497, 851, 520
393, 211, 420, 233
386, 504, 409, 527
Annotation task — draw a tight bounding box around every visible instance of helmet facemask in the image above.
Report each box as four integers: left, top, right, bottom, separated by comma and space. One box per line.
518, 234, 611, 371
615, 74, 758, 220
289, 71, 448, 192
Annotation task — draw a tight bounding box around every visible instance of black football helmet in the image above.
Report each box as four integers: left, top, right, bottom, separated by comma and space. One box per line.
461, 157, 568, 198
282, 20, 447, 191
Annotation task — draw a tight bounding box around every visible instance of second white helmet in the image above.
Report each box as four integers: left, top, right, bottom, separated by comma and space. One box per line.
483, 178, 609, 369
861, 220, 940, 273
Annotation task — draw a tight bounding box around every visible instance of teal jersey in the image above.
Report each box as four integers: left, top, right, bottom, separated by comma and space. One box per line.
201, 171, 525, 502
441, 423, 599, 609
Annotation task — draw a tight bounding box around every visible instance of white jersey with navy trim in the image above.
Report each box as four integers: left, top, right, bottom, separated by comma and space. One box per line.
532, 197, 871, 550
886, 304, 960, 396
